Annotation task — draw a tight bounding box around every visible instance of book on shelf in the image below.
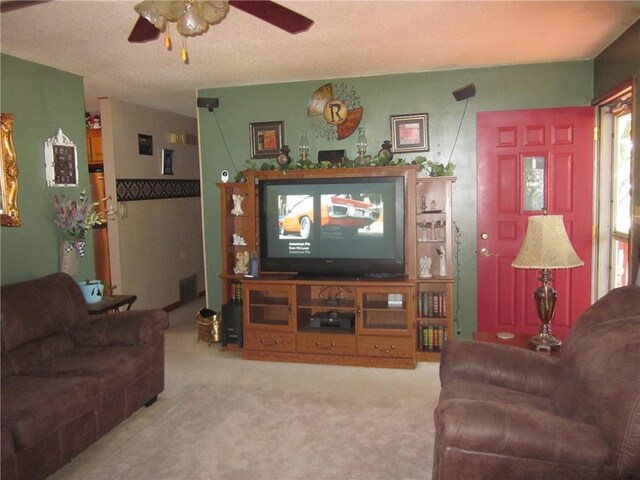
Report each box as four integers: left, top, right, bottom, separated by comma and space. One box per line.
230, 281, 243, 303
417, 290, 447, 318
417, 321, 448, 352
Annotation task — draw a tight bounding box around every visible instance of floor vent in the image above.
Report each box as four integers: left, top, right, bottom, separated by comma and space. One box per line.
179, 275, 198, 303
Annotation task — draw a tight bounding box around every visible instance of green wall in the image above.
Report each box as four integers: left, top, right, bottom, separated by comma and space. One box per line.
1, 54, 94, 285
198, 60, 593, 337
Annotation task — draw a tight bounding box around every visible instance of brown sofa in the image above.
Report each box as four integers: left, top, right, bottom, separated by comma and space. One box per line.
433, 285, 640, 480
1, 273, 169, 480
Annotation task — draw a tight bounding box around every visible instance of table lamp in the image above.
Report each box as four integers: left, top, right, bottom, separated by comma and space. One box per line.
512, 211, 584, 349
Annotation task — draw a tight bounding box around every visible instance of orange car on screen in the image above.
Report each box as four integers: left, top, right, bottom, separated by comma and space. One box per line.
279, 195, 381, 239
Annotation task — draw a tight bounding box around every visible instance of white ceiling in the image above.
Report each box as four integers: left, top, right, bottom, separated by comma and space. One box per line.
1, 1, 639, 118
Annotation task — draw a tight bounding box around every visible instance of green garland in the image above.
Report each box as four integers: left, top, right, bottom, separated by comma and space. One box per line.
237, 155, 431, 181
236, 156, 455, 182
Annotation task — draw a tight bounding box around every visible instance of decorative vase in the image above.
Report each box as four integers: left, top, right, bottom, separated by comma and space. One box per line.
60, 241, 79, 276
78, 280, 104, 304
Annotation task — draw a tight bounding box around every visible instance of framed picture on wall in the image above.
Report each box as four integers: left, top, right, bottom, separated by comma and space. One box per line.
138, 134, 153, 156
250, 121, 284, 159
390, 113, 429, 153
161, 148, 174, 175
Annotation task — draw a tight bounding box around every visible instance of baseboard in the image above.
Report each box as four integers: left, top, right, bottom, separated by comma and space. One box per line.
163, 290, 206, 312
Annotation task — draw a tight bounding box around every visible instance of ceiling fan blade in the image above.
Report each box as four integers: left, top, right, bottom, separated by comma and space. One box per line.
128, 16, 161, 43
0, 0, 53, 13
229, 0, 313, 34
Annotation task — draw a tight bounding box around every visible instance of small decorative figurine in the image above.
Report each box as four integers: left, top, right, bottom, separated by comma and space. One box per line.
232, 233, 247, 246
437, 245, 447, 277
419, 256, 433, 278
276, 145, 292, 167
231, 194, 244, 216
233, 251, 249, 274
377, 140, 393, 163
421, 195, 427, 212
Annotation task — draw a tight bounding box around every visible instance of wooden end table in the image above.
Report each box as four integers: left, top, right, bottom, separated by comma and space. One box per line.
88, 294, 137, 315
473, 331, 562, 358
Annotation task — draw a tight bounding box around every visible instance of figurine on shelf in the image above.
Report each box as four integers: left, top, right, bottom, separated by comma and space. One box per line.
231, 194, 244, 216
437, 245, 447, 277
419, 256, 433, 278
435, 219, 446, 240
233, 251, 249, 274
421, 195, 428, 212
232, 233, 247, 246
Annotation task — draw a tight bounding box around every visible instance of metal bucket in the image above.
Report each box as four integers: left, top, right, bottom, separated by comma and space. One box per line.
196, 308, 220, 344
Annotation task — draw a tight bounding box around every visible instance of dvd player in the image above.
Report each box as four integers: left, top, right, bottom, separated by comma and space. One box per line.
309, 310, 354, 330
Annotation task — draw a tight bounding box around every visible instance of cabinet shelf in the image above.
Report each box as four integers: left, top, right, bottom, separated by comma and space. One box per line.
297, 299, 356, 309
362, 300, 407, 310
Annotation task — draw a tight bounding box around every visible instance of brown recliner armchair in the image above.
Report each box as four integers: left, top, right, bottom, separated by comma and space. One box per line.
433, 285, 640, 480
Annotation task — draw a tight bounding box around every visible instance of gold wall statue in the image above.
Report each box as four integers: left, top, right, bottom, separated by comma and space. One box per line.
1, 113, 22, 227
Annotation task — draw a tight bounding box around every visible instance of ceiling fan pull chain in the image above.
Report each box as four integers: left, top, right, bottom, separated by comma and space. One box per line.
164, 24, 172, 50
181, 36, 189, 64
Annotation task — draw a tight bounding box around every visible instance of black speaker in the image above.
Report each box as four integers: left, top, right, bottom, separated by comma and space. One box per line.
221, 302, 243, 347
197, 97, 219, 111
452, 84, 476, 101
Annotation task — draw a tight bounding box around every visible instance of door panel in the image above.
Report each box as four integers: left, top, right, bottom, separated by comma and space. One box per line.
477, 107, 594, 339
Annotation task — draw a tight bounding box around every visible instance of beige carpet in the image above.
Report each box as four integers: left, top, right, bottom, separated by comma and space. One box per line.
49, 300, 441, 480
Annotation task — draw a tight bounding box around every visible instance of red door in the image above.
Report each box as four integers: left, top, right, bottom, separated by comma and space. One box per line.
476, 107, 594, 339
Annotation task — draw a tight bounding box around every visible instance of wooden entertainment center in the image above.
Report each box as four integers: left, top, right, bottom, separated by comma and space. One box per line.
218, 166, 455, 369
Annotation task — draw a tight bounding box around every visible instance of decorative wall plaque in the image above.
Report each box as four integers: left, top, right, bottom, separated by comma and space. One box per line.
44, 129, 78, 187
307, 82, 363, 141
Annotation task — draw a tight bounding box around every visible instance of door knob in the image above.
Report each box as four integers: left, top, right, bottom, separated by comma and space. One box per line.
480, 248, 491, 257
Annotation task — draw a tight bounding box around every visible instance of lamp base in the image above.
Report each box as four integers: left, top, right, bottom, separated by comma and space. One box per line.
528, 331, 562, 350
529, 268, 562, 350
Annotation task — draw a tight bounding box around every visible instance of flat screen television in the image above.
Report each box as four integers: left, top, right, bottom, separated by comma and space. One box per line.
258, 176, 405, 278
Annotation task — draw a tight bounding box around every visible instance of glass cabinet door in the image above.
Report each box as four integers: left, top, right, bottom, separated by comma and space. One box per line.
244, 283, 294, 331
356, 286, 413, 336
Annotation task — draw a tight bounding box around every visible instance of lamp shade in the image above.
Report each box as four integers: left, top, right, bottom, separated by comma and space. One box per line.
512, 215, 584, 269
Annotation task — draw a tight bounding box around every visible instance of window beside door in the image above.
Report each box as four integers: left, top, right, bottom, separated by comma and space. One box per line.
595, 84, 634, 297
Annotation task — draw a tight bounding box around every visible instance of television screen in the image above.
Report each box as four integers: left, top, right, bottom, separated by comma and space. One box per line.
259, 176, 405, 277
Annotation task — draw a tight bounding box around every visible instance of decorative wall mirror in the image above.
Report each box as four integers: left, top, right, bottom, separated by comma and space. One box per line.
44, 128, 78, 187
1, 113, 22, 227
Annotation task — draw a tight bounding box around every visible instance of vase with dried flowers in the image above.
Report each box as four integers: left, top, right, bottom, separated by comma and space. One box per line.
54, 190, 113, 275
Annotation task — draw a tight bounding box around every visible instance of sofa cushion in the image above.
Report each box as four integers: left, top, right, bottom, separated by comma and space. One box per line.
435, 398, 609, 467
2, 332, 75, 376
1, 273, 86, 353
24, 345, 159, 400
1, 375, 101, 450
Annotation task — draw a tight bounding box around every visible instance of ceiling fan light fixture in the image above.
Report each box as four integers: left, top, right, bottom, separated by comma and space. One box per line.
152, 1, 187, 22
200, 1, 230, 26
134, 1, 167, 30
177, 2, 210, 36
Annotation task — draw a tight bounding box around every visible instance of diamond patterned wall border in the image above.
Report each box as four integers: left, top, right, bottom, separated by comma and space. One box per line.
116, 179, 200, 202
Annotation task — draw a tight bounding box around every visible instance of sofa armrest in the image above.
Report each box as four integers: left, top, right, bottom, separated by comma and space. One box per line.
71, 309, 169, 347
440, 340, 563, 396
434, 399, 609, 467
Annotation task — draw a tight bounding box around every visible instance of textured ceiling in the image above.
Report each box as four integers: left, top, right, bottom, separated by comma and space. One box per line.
1, 1, 639, 118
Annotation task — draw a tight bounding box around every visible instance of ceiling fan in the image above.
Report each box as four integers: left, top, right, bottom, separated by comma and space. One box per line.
0, 1, 314, 40
1, 0, 313, 63
127, 1, 313, 43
